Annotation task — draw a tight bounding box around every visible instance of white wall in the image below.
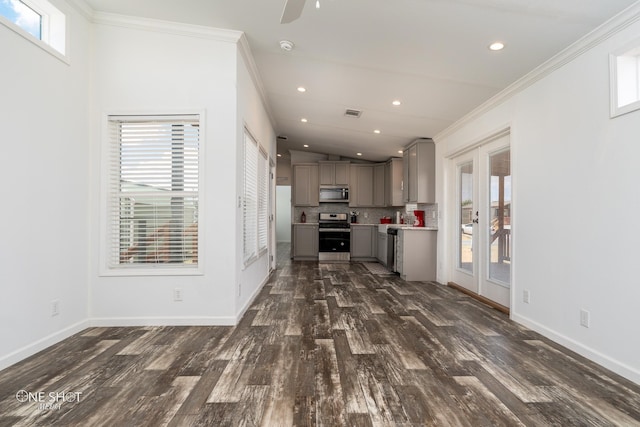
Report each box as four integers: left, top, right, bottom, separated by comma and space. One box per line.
434, 8, 640, 384
0, 0, 91, 369
235, 42, 277, 316
89, 15, 254, 325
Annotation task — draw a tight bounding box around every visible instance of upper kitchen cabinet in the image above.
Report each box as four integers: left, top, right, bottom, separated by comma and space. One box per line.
373, 163, 385, 207
403, 139, 435, 204
349, 164, 385, 207
319, 161, 350, 186
293, 163, 319, 206
385, 157, 404, 206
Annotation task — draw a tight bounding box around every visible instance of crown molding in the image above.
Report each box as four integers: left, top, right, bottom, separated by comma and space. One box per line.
434, 2, 640, 143
92, 11, 243, 43
63, 0, 94, 21
237, 34, 277, 130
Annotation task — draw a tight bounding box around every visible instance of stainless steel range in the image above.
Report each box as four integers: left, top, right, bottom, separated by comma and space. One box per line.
318, 213, 350, 262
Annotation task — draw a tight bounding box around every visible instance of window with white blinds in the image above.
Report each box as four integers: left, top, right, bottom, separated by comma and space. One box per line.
243, 132, 259, 263
243, 129, 270, 265
258, 148, 269, 252
107, 115, 200, 269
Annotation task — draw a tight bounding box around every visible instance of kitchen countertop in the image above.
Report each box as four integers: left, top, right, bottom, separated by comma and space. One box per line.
378, 224, 437, 232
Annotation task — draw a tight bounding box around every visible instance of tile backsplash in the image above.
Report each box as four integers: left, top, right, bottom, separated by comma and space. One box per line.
293, 203, 438, 228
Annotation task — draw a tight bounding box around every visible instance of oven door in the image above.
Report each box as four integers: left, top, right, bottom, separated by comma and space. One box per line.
318, 230, 350, 253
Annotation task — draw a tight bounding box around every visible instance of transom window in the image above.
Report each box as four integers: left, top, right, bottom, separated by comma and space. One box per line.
0, 0, 41, 39
0, 0, 66, 57
610, 38, 640, 117
106, 115, 201, 271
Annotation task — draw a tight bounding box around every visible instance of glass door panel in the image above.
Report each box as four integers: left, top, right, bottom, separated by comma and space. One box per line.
488, 149, 511, 285
459, 161, 474, 273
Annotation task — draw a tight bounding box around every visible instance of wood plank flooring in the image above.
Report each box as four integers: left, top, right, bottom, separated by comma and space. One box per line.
1, 243, 639, 426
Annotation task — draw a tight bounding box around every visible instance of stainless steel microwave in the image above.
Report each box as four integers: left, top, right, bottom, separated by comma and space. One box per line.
319, 187, 349, 202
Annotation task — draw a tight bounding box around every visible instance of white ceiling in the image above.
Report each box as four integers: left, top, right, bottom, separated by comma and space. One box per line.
83, 0, 638, 161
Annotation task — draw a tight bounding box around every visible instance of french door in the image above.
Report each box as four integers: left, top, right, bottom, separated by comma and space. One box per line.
451, 134, 512, 308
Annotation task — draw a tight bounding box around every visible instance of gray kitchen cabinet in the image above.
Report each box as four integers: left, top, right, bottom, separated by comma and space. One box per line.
349, 165, 373, 207
319, 161, 350, 186
403, 139, 435, 204
350, 163, 385, 207
292, 224, 318, 260
385, 157, 404, 207
377, 231, 387, 265
373, 163, 385, 207
403, 149, 410, 203
293, 163, 319, 206
351, 225, 377, 260
396, 229, 437, 281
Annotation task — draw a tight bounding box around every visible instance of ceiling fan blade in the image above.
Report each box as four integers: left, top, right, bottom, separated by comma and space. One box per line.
280, 0, 306, 23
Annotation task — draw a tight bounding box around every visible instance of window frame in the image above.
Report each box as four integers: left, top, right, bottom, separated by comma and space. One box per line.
99, 111, 205, 277
242, 127, 270, 268
0, 0, 68, 63
610, 36, 640, 118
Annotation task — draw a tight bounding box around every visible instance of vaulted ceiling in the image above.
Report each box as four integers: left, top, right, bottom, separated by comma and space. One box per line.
84, 0, 639, 161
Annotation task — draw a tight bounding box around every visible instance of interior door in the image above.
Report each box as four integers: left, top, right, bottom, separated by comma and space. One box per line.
450, 134, 511, 308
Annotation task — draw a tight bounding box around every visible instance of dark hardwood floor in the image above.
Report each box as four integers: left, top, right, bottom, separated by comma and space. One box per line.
1, 242, 639, 426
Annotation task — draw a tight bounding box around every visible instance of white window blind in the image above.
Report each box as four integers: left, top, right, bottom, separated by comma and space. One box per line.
243, 131, 259, 263
258, 148, 269, 252
107, 115, 200, 268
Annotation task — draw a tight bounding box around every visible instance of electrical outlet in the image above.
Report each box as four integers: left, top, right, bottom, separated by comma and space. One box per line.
580, 309, 590, 328
523, 290, 530, 304
173, 288, 183, 302
51, 300, 60, 317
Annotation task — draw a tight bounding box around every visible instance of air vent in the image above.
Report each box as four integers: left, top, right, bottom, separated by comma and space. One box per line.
344, 108, 362, 118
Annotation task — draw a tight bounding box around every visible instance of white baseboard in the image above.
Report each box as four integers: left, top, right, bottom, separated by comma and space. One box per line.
234, 273, 270, 323
0, 320, 90, 372
512, 313, 640, 385
0, 276, 270, 373
89, 316, 237, 327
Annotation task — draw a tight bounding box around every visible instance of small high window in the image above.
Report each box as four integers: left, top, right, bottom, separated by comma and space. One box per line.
610, 38, 640, 117
0, 0, 66, 58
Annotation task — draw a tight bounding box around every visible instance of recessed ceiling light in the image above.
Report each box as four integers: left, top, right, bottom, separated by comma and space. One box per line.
304, 144, 309, 148
489, 42, 505, 51
277, 154, 282, 157
398, 150, 403, 154
301, 118, 308, 123
392, 100, 401, 106
374, 130, 381, 134
356, 152, 362, 156
297, 87, 306, 93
